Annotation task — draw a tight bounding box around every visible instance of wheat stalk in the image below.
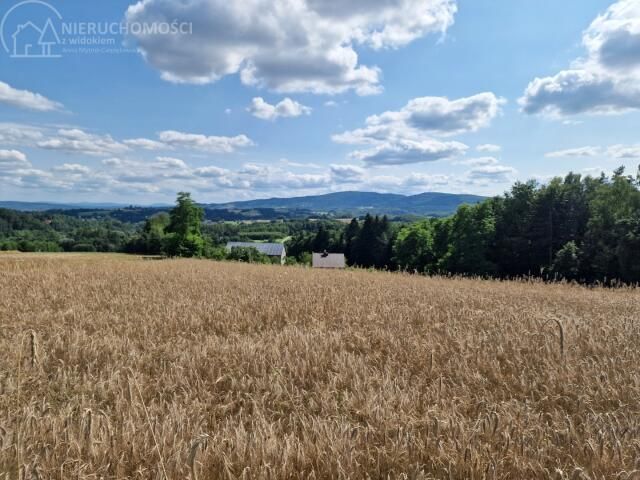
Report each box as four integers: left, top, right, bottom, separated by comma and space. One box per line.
188, 434, 209, 480
29, 331, 38, 369
547, 317, 565, 358
15, 333, 27, 480
129, 369, 170, 480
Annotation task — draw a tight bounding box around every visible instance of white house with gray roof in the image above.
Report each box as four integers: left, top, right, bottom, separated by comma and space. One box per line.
312, 252, 346, 269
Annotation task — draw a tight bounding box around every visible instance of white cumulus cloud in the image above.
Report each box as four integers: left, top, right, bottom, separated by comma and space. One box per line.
466, 163, 517, 184
125, 0, 456, 95
248, 97, 312, 120
348, 138, 468, 166
0, 123, 45, 145
155, 156, 189, 169
157, 130, 254, 153
330, 163, 366, 182
0, 149, 30, 171
52, 163, 92, 174
520, 0, 640, 116
123, 138, 168, 150
544, 144, 640, 159
606, 144, 640, 158
458, 156, 499, 166
545, 146, 603, 158
37, 129, 130, 157
476, 143, 501, 153
0, 81, 63, 111
0, 149, 27, 163
333, 93, 502, 165
193, 166, 230, 177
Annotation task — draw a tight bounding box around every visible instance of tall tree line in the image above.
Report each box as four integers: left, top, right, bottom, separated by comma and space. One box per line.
394, 167, 640, 284
344, 215, 395, 268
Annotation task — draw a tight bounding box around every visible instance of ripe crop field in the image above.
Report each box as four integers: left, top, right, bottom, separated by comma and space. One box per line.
1, 254, 640, 479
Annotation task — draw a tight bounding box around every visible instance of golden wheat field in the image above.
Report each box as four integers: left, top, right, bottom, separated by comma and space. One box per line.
1, 254, 640, 480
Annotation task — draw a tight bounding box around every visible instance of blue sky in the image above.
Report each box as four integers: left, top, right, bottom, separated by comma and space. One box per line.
1, 0, 639, 203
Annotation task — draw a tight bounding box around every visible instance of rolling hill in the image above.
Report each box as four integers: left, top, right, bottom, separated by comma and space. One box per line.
207, 191, 486, 216
0, 201, 129, 211
1, 191, 485, 217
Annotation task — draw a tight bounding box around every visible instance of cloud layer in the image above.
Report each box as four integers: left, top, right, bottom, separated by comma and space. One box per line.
545, 144, 640, 159
1, 156, 512, 198
0, 132, 513, 199
333, 93, 503, 165
0, 124, 255, 158
545, 146, 602, 158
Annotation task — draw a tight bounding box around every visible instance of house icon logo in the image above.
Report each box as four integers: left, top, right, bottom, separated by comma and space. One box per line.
1, 1, 63, 58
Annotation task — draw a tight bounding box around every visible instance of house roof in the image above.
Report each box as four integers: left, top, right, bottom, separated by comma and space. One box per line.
226, 242, 286, 256
312, 252, 346, 268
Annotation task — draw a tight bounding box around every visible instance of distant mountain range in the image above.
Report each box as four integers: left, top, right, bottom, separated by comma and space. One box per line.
0, 201, 168, 211
1, 191, 486, 217
0, 201, 127, 211
206, 191, 487, 216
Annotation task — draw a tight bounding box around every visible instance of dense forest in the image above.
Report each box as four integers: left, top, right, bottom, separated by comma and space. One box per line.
2, 167, 639, 283
0, 209, 137, 253
391, 167, 640, 284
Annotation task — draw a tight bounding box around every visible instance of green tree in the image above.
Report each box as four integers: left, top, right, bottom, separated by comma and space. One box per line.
490, 182, 537, 276
351, 214, 374, 267
144, 213, 170, 253
344, 218, 360, 265
393, 220, 435, 272
349, 215, 394, 269
226, 246, 271, 264
440, 202, 496, 275
164, 192, 206, 257
126, 212, 170, 254
551, 241, 581, 280
372, 215, 393, 269
616, 215, 640, 283
581, 167, 640, 282
312, 225, 331, 252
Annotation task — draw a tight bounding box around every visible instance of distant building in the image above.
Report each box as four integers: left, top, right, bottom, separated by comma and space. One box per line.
226, 242, 286, 264
313, 251, 346, 269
